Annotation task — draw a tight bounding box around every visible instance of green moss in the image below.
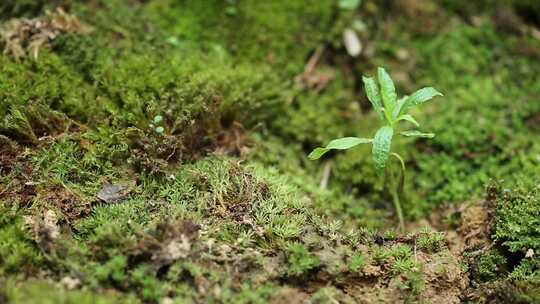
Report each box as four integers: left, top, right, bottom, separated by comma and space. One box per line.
495, 186, 540, 255
94, 255, 128, 285
410, 23, 540, 205
389, 244, 413, 261
416, 228, 445, 253
1, 279, 139, 304
1, 45, 285, 148
475, 250, 508, 282
132, 265, 166, 302
142, 0, 335, 72
32, 137, 115, 188
348, 253, 365, 272
272, 76, 361, 145
441, 0, 540, 22
1, 0, 540, 301
493, 184, 540, 287
469, 184, 540, 301
7, 156, 373, 301
286, 243, 321, 277
398, 270, 425, 300
0, 202, 41, 275
249, 135, 390, 230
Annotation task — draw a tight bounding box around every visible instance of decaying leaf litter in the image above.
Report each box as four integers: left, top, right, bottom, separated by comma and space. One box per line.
1, 1, 540, 303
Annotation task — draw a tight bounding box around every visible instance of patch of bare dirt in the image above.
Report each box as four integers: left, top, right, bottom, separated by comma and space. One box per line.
0, 138, 37, 206
269, 287, 310, 304
214, 122, 253, 157
526, 112, 540, 131
417, 251, 469, 303
422, 188, 503, 302
431, 192, 495, 258
133, 220, 200, 270
125, 123, 251, 175
342, 246, 468, 304
36, 185, 91, 223
97, 182, 134, 203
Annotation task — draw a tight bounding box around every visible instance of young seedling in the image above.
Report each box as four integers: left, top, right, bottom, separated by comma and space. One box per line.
308, 67, 442, 232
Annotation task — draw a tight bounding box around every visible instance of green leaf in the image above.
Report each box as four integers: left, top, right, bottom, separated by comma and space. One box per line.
308, 148, 330, 160
362, 76, 384, 121
377, 67, 397, 122
397, 87, 443, 116
396, 114, 420, 127
392, 96, 407, 118
308, 137, 372, 160
400, 130, 435, 138
339, 0, 361, 10
372, 126, 393, 175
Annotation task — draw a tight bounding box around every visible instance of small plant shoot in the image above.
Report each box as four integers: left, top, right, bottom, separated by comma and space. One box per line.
308, 67, 443, 231
150, 115, 165, 134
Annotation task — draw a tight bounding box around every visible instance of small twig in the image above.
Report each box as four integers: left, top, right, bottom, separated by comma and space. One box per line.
414, 236, 417, 262
305, 46, 324, 75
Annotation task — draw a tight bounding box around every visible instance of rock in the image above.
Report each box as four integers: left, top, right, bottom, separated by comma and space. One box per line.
97, 182, 133, 203
343, 28, 362, 57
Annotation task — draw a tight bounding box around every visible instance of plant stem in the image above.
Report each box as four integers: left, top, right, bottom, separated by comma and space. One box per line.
390, 152, 406, 232
392, 187, 405, 232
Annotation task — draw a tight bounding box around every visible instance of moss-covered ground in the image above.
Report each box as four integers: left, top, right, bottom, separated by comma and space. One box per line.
1, 0, 539, 303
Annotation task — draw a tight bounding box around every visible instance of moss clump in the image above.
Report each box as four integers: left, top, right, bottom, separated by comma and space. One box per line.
348, 253, 365, 272
248, 135, 390, 230
468, 184, 540, 302
1, 154, 469, 302
286, 243, 321, 277
494, 185, 540, 285
474, 250, 508, 282
416, 228, 446, 253
495, 186, 540, 256
1, 279, 139, 304
142, 0, 336, 72
411, 21, 540, 205
15, 157, 335, 301
0, 202, 41, 275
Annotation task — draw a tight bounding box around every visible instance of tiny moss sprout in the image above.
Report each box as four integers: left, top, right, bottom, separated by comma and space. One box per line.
153, 115, 163, 124
309, 67, 443, 231
151, 115, 165, 134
